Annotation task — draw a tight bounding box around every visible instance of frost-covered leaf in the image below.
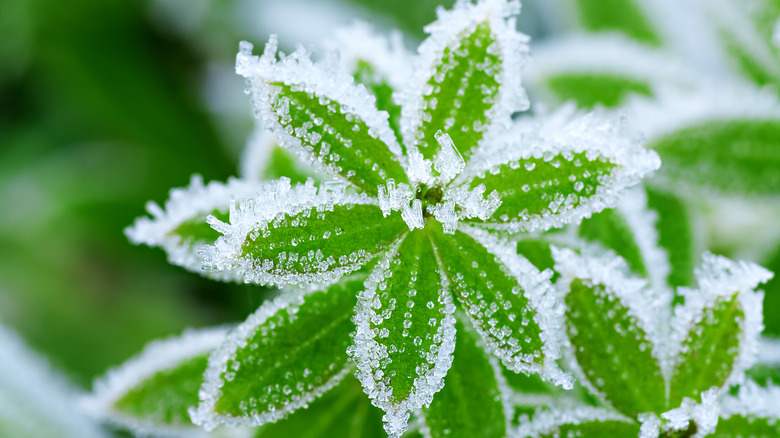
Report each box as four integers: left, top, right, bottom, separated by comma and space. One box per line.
326, 22, 411, 147
554, 248, 667, 418
525, 36, 697, 109
423, 319, 508, 438
351, 229, 456, 438
571, 0, 661, 46
429, 224, 570, 386
458, 105, 659, 233
516, 239, 558, 280
253, 376, 385, 438
704, 0, 780, 91
632, 84, 780, 195
192, 276, 365, 430
579, 208, 648, 278
645, 186, 695, 290
125, 175, 267, 280
717, 380, 780, 437
84, 327, 228, 436
401, 0, 529, 162
515, 405, 638, 438
0, 325, 108, 438
236, 37, 407, 195
240, 127, 321, 184
760, 243, 780, 336
668, 254, 772, 407
202, 179, 406, 286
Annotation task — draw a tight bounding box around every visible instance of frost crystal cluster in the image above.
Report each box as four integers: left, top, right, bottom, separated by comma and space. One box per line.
79, 0, 780, 438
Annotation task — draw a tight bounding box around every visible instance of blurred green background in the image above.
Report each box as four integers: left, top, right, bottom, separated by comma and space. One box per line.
0, 0, 477, 389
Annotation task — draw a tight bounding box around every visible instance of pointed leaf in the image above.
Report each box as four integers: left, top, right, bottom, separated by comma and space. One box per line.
85, 327, 228, 436
554, 249, 667, 417
326, 22, 411, 147
192, 276, 365, 430
401, 0, 529, 161
125, 175, 267, 280
579, 208, 648, 278
572, 0, 661, 46
645, 186, 695, 290
202, 179, 406, 286
669, 254, 772, 407
253, 376, 385, 438
429, 224, 570, 386
516, 239, 558, 281
515, 406, 639, 438
236, 38, 408, 195
423, 319, 508, 438
351, 229, 456, 437
632, 85, 780, 195
458, 106, 660, 233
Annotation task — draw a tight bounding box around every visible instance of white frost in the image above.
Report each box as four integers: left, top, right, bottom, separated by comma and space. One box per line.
84, 326, 229, 437
660, 387, 720, 438
515, 404, 632, 438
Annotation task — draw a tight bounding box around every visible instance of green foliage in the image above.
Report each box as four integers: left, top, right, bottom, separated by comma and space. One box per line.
714, 415, 780, 437
645, 186, 695, 289
574, 0, 661, 46
423, 320, 507, 438
354, 60, 404, 147
415, 21, 502, 161
579, 209, 648, 277
649, 119, 780, 195
565, 279, 666, 417
546, 73, 652, 109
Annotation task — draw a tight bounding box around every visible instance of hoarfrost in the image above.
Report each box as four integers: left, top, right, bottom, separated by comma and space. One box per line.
125, 175, 268, 280
85, 326, 229, 437
660, 387, 720, 438
638, 413, 661, 438
515, 404, 631, 438
720, 379, 780, 420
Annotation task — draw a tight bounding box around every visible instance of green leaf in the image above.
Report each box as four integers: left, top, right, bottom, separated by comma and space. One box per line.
254, 376, 385, 438
573, 0, 661, 46
405, 0, 527, 162
555, 248, 666, 417
515, 406, 639, 438
458, 108, 660, 233
648, 119, 780, 195
241, 128, 321, 184
203, 181, 408, 285
516, 239, 558, 281
429, 224, 568, 385
423, 319, 507, 438
351, 229, 456, 437
354, 59, 404, 147
86, 327, 228, 435
192, 276, 364, 430
579, 208, 648, 278
714, 415, 780, 438
645, 186, 695, 290
564, 277, 666, 416
237, 39, 408, 196
263, 144, 320, 185
126, 176, 267, 279
545, 73, 652, 109
669, 293, 745, 407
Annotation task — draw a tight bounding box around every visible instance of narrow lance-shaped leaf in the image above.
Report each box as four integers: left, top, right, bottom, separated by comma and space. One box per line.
350, 229, 456, 438
125, 175, 267, 280
236, 37, 408, 195
668, 255, 772, 408
202, 178, 407, 286
429, 223, 571, 387
554, 248, 666, 418
326, 22, 411, 147
401, 0, 529, 162
253, 376, 385, 438
423, 318, 508, 438
457, 105, 660, 233
579, 208, 648, 278
84, 327, 228, 436
515, 405, 639, 438
631, 85, 780, 195
192, 276, 366, 430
